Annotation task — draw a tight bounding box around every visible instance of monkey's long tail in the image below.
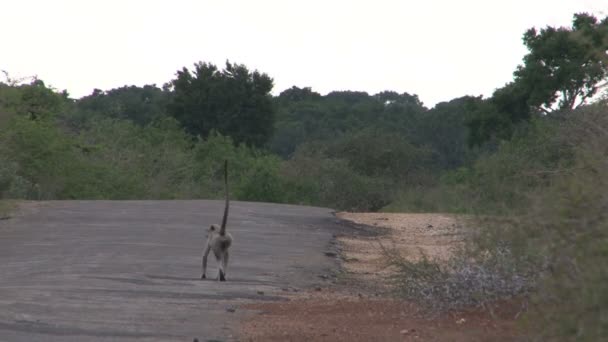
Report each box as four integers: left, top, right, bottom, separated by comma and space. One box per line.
220, 160, 229, 236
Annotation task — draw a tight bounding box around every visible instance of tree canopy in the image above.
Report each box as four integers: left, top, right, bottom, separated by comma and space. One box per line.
516, 13, 608, 112
76, 85, 169, 126
166, 61, 275, 148
467, 13, 608, 146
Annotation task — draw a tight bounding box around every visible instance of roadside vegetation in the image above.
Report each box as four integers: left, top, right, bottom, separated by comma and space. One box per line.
0, 200, 16, 219
1, 12, 606, 341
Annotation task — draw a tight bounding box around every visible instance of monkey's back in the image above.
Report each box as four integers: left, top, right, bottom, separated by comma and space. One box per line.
210, 233, 232, 253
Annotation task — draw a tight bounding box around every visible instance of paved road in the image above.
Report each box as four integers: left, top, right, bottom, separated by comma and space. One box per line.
0, 200, 343, 341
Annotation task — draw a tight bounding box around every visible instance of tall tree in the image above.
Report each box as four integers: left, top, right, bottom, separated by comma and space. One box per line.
516, 13, 608, 112
166, 61, 275, 148
467, 13, 608, 146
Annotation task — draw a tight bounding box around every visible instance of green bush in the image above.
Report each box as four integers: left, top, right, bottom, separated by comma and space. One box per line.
282, 152, 392, 211
515, 105, 608, 341
0, 116, 86, 199
388, 104, 608, 341
0, 158, 33, 198
235, 157, 285, 203
79, 117, 196, 199
388, 117, 574, 214
466, 104, 608, 340
383, 184, 478, 213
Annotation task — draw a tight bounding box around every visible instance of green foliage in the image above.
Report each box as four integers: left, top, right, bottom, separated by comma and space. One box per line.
0, 199, 17, 218
318, 129, 436, 183
0, 114, 149, 199
77, 117, 196, 199
517, 13, 608, 111
271, 88, 428, 158
0, 157, 32, 198
383, 184, 476, 214
466, 83, 532, 147
235, 157, 285, 203
389, 104, 608, 341
417, 96, 483, 169
467, 13, 608, 146
167, 61, 275, 148
74, 85, 169, 126
191, 132, 286, 201
0, 80, 69, 122
466, 104, 608, 340
282, 150, 392, 211
390, 112, 575, 214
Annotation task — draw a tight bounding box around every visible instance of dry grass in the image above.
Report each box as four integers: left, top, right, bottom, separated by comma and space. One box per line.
0, 199, 17, 219
336, 212, 533, 314
336, 212, 466, 279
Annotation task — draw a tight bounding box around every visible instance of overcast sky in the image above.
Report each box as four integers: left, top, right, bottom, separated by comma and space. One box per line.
2, 0, 606, 107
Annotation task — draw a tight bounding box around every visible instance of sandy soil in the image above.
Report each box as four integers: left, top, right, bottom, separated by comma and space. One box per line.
336, 212, 466, 280
239, 212, 521, 342
240, 293, 520, 342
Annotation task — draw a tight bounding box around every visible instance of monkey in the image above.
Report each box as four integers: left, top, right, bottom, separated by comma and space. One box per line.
201, 160, 233, 281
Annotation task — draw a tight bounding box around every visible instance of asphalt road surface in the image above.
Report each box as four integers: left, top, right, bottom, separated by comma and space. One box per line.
0, 200, 343, 342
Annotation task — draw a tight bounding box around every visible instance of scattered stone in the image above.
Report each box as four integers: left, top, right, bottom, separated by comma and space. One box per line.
324, 251, 337, 257
257, 291, 265, 296
318, 274, 329, 280
315, 286, 322, 291
281, 287, 289, 292
400, 329, 411, 335
427, 224, 433, 228
226, 307, 236, 313
456, 318, 466, 325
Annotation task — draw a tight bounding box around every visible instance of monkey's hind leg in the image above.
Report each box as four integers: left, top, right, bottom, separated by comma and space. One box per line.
219, 251, 229, 282
201, 245, 210, 279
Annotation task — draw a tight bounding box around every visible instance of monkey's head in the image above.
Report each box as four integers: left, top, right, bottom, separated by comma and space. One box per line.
208, 224, 220, 234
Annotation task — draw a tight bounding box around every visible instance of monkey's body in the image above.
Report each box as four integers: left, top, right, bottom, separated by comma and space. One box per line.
201, 160, 232, 281
201, 225, 232, 281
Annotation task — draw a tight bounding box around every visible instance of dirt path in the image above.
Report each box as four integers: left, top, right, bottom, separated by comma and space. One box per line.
239, 212, 521, 342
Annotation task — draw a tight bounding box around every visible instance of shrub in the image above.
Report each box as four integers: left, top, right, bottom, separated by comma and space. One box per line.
465, 104, 608, 340
282, 152, 392, 211
387, 244, 534, 313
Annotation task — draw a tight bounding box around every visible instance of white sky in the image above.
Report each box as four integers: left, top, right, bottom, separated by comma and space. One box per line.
2, 0, 606, 107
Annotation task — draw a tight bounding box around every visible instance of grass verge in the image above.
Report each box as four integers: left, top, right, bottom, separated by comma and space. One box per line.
0, 199, 17, 219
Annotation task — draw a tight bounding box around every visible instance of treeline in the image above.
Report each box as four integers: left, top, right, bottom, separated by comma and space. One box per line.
1, 13, 606, 213
0, 66, 480, 210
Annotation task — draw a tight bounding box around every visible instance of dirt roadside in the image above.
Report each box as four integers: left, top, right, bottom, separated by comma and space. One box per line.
239, 212, 521, 342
